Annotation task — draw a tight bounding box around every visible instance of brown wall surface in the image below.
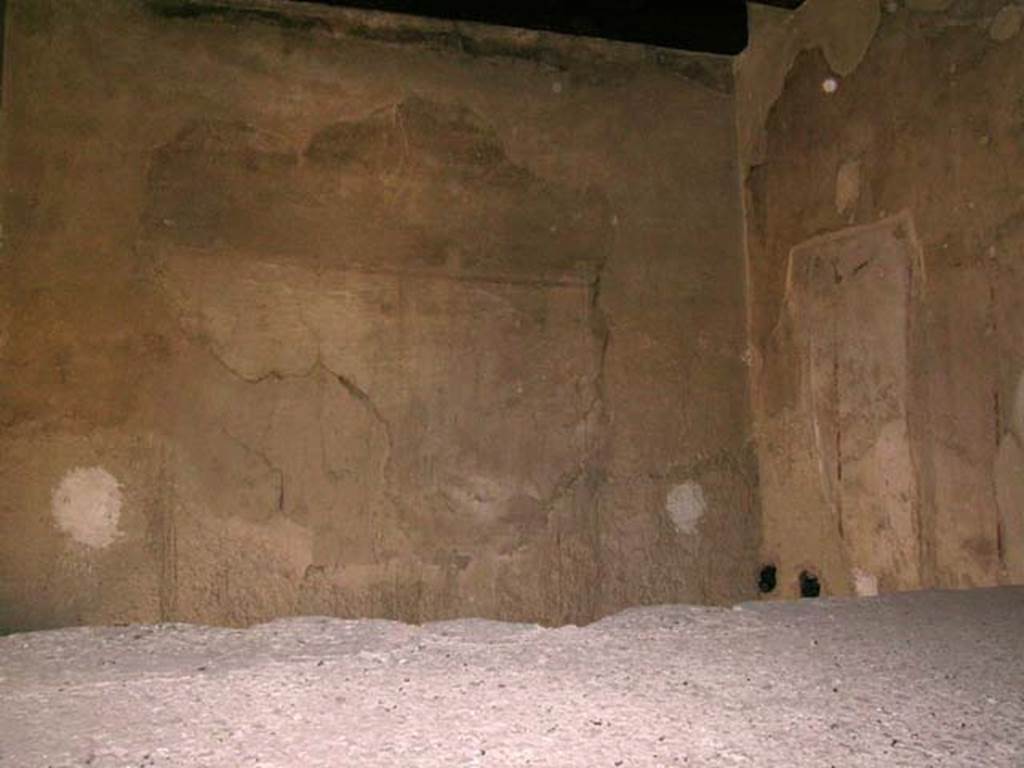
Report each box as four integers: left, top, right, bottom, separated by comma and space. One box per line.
0, 0, 757, 630
743, 0, 1024, 598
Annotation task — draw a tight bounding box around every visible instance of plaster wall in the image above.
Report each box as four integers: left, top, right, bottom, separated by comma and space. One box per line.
0, 0, 756, 630
741, 0, 1024, 597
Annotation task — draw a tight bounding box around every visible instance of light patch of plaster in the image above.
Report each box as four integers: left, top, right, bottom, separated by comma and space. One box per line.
990, 5, 1024, 41
835, 159, 861, 214
853, 569, 879, 597
52, 467, 124, 548
666, 482, 707, 536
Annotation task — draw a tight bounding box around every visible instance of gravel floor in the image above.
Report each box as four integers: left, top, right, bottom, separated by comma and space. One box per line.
1, 588, 1022, 767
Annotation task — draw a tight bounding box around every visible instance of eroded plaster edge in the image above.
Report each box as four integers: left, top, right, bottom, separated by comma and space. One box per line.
733, 0, 882, 174
142, 0, 736, 92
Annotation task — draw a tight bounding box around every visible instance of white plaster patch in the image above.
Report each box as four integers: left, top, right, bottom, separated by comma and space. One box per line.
52, 467, 124, 549
666, 482, 707, 536
853, 569, 879, 597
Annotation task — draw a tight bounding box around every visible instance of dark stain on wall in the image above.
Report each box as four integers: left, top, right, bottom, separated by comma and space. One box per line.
144, 96, 613, 281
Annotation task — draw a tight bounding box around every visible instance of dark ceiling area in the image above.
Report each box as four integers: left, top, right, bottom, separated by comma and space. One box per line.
286, 1, 806, 55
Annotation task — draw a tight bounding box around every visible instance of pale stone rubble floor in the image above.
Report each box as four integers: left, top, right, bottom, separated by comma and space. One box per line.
1, 588, 1022, 767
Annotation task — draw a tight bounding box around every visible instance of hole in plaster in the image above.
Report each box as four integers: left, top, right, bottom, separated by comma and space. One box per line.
799, 570, 821, 598
758, 564, 778, 594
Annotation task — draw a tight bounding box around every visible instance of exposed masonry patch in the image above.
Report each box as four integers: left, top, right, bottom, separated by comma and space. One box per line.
51, 467, 124, 549
666, 482, 707, 536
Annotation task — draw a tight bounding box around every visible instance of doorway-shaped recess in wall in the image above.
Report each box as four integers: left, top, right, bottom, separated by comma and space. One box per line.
785, 211, 926, 595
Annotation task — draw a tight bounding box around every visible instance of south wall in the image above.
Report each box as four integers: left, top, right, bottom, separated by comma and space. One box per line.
0, 0, 757, 630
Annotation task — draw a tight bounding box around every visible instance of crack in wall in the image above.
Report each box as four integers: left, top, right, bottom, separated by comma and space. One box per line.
211, 344, 397, 504
579, 239, 613, 615
204, 344, 321, 386
333, 368, 395, 481
832, 261, 845, 544
541, 465, 586, 519
168, 256, 610, 576
581, 251, 611, 434
203, 347, 399, 568
219, 422, 286, 518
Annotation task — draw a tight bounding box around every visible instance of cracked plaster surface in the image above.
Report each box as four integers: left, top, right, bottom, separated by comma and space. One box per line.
0, 0, 756, 630
745, 0, 1024, 597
